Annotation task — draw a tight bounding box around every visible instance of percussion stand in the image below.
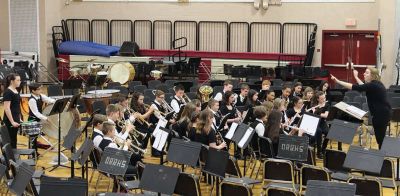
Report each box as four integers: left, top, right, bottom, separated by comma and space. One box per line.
46, 98, 70, 172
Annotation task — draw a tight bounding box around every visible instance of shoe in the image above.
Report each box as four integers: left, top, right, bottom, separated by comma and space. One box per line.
151, 149, 163, 157
36, 141, 51, 149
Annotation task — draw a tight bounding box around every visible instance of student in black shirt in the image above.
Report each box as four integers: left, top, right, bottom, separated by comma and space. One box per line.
302, 87, 314, 111
219, 91, 241, 125
258, 80, 271, 101
331, 67, 391, 149
285, 96, 304, 134
193, 110, 226, 150
243, 89, 260, 124
311, 91, 330, 158
174, 102, 197, 138
3, 73, 22, 148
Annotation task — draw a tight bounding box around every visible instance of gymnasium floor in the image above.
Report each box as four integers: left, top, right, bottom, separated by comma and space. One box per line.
0, 106, 397, 196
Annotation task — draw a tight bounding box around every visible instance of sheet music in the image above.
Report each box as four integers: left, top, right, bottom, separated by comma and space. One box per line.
152, 129, 169, 151
299, 114, 319, 136
238, 127, 254, 148
225, 122, 238, 140
346, 105, 367, 119
335, 101, 367, 120
152, 117, 167, 137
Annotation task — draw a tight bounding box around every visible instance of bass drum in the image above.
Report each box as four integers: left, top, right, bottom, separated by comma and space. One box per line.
109, 62, 135, 84
41, 104, 80, 140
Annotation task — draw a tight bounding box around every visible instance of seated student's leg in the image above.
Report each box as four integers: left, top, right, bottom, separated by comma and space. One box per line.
315, 127, 323, 159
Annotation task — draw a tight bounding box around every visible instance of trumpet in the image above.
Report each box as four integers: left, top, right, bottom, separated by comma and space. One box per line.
113, 137, 147, 154
182, 93, 191, 103
127, 108, 152, 127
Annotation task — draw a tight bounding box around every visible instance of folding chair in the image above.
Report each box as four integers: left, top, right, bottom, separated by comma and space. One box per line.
174, 172, 202, 196
348, 176, 382, 196
299, 164, 330, 193
264, 185, 297, 196
263, 158, 299, 192
220, 180, 252, 196
365, 158, 400, 194
323, 149, 350, 181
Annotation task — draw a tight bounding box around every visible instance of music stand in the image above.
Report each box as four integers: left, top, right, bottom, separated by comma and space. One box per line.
305, 180, 356, 196
202, 148, 229, 195
9, 162, 34, 196
277, 135, 309, 162
326, 119, 360, 144
48, 98, 70, 172
139, 164, 180, 196
380, 136, 400, 180
166, 138, 202, 170
39, 176, 88, 196
98, 147, 133, 176
343, 145, 384, 174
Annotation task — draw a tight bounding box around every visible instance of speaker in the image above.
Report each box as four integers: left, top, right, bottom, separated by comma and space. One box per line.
119, 41, 140, 57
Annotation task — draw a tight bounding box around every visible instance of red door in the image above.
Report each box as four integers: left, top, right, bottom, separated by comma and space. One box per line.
322, 30, 377, 85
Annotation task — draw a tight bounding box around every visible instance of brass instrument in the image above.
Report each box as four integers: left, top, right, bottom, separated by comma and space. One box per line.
198, 85, 213, 103
127, 108, 152, 127
113, 137, 147, 154
182, 93, 191, 103
151, 90, 175, 114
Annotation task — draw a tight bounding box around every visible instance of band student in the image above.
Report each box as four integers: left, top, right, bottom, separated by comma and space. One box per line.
170, 85, 186, 113
236, 83, 250, 107
214, 80, 233, 102
3, 73, 22, 148
92, 114, 108, 149
193, 109, 226, 150
27, 83, 56, 151
130, 92, 155, 148
331, 67, 391, 149
106, 104, 134, 141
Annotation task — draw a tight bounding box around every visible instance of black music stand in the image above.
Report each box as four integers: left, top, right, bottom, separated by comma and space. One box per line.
39, 176, 88, 196
277, 135, 309, 162
381, 136, 400, 180
9, 162, 34, 196
166, 138, 202, 171
202, 148, 229, 195
98, 147, 133, 176
139, 164, 180, 196
343, 145, 384, 174
326, 119, 360, 144
305, 180, 356, 196
62, 128, 82, 177
47, 97, 70, 172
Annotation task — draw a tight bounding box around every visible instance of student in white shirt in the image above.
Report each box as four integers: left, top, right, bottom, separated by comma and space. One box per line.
170, 85, 186, 113
105, 104, 134, 141
27, 83, 56, 152
98, 121, 131, 151
28, 83, 55, 122
214, 80, 233, 102
251, 106, 268, 137
92, 114, 108, 149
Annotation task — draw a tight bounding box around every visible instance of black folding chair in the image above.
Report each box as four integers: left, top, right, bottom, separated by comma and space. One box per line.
220, 180, 252, 196
148, 80, 162, 89
299, 164, 330, 193
348, 176, 382, 196
92, 100, 106, 115
324, 149, 350, 181
263, 158, 298, 192
174, 172, 202, 196
133, 85, 147, 94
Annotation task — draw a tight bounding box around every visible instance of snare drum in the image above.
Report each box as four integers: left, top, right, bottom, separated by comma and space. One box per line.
21, 121, 42, 136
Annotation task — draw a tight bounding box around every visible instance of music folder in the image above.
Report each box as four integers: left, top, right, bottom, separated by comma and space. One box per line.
237, 127, 255, 149
139, 164, 180, 195
152, 127, 170, 152
305, 180, 356, 196
326, 119, 360, 144
343, 145, 384, 174
166, 138, 202, 167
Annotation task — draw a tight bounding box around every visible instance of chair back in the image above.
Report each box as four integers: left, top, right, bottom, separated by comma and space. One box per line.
348, 177, 382, 196
324, 149, 349, 172
258, 136, 274, 159
220, 181, 251, 196
174, 172, 201, 196
265, 186, 297, 196
264, 159, 294, 183
226, 156, 242, 178
92, 101, 106, 115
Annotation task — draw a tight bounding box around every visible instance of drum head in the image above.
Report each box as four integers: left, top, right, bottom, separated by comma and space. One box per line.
41, 104, 75, 140
109, 63, 135, 84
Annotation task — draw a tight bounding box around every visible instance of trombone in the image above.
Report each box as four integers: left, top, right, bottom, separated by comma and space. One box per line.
113, 137, 147, 154
151, 90, 175, 114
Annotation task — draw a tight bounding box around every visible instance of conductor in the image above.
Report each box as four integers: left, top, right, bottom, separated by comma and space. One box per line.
331, 67, 391, 149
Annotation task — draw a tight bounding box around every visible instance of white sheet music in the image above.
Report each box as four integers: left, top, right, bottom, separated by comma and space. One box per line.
238, 127, 254, 148
299, 114, 320, 136
152, 129, 169, 151
152, 117, 167, 137
225, 122, 238, 140
346, 105, 367, 119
